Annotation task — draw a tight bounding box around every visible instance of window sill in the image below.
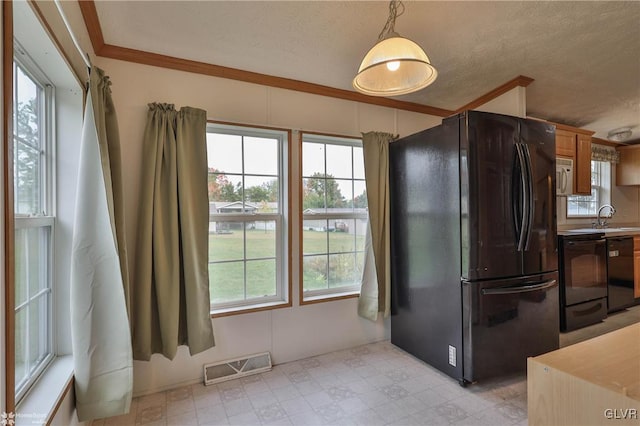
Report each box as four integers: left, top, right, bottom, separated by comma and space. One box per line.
211, 300, 292, 318
15, 355, 74, 425
301, 290, 360, 305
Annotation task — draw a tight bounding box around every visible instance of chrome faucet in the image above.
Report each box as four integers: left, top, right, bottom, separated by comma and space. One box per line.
596, 204, 616, 228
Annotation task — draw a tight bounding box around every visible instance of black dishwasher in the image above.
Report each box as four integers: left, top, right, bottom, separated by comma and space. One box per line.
559, 233, 608, 331
607, 237, 635, 312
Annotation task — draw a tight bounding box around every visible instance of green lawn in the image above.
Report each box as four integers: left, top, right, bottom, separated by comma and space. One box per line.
209, 229, 365, 303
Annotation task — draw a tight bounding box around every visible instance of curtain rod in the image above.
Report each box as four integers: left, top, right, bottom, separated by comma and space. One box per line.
53, 0, 91, 70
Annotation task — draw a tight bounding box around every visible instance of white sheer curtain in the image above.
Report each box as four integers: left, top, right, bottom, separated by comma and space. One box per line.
358, 131, 395, 321
70, 67, 132, 421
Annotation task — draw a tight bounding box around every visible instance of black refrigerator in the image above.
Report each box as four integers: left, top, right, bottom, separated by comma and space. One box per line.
390, 110, 559, 385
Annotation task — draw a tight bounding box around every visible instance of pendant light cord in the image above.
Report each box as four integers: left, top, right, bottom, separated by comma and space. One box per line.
377, 0, 405, 40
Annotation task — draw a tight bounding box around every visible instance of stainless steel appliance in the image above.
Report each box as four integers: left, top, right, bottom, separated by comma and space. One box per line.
389, 111, 559, 386
607, 236, 635, 312
558, 233, 608, 331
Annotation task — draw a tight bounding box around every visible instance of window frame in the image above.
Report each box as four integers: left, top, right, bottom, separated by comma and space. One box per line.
566, 160, 610, 218
12, 50, 56, 402
206, 122, 291, 316
299, 132, 368, 305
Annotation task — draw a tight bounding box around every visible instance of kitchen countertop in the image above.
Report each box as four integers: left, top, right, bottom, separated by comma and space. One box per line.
557, 226, 640, 237
528, 323, 640, 426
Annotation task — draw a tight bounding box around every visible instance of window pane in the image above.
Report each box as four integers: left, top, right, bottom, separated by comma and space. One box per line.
302, 221, 328, 255
210, 262, 245, 304
14, 141, 41, 215
207, 133, 242, 174
244, 176, 278, 209
328, 253, 358, 288
326, 145, 352, 179
303, 255, 327, 291
15, 65, 39, 142
29, 294, 48, 370
353, 181, 367, 208
353, 147, 365, 179
246, 260, 276, 299
208, 174, 242, 204
244, 137, 278, 175
246, 221, 276, 259
303, 177, 326, 210
302, 142, 324, 177
329, 219, 356, 253
210, 222, 244, 261
333, 179, 352, 209
15, 307, 27, 387
15, 227, 48, 303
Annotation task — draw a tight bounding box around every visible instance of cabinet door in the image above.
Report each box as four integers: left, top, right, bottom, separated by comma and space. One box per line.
575, 134, 592, 195
555, 129, 576, 157
616, 146, 640, 186
634, 237, 640, 299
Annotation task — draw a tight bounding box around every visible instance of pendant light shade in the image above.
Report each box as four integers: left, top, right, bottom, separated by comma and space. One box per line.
353, 1, 437, 97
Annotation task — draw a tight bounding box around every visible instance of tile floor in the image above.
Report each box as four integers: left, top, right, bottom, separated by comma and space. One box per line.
93, 305, 640, 426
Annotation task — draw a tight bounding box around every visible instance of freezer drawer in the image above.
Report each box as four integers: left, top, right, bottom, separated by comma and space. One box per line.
462, 272, 559, 383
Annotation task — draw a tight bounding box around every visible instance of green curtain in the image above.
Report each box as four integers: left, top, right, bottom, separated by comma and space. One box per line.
358, 131, 395, 321
133, 103, 215, 360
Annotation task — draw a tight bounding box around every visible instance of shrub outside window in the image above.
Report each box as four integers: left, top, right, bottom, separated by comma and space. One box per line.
301, 134, 368, 301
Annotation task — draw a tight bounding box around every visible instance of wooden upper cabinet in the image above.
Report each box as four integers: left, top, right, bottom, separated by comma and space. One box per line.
575, 133, 592, 195
616, 144, 640, 186
553, 125, 593, 195
555, 129, 577, 157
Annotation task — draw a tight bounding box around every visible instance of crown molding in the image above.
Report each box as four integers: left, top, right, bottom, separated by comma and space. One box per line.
453, 75, 534, 114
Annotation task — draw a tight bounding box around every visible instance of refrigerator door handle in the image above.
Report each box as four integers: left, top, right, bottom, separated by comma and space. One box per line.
481, 279, 557, 295
522, 143, 534, 250
515, 144, 528, 252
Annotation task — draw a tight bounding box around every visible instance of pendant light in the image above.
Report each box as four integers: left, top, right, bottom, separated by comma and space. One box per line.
353, 0, 437, 97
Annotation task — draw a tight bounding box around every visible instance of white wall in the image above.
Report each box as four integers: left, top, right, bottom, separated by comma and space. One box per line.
610, 165, 640, 224
475, 86, 527, 118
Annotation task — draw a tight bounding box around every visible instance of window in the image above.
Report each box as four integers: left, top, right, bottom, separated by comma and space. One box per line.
301, 134, 368, 301
206, 124, 288, 312
567, 160, 610, 217
13, 56, 55, 400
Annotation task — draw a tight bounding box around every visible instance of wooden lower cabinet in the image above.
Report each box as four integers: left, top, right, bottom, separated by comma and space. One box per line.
528, 324, 640, 426
635, 236, 640, 299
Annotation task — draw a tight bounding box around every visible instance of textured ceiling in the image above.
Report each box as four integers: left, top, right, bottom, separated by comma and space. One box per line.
94, 1, 640, 141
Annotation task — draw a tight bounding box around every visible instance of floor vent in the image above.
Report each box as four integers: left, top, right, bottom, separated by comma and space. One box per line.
204, 352, 272, 386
